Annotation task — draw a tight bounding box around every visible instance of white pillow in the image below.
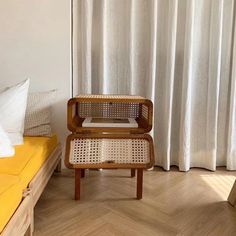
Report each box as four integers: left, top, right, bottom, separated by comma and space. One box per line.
0, 123, 15, 158
24, 90, 56, 136
0, 79, 30, 145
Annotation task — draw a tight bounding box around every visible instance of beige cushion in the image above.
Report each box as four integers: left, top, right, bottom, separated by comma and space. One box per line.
24, 90, 56, 136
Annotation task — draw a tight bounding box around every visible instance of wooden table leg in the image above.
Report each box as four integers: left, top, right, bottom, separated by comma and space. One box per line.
75, 169, 81, 200
81, 169, 85, 178
131, 168, 136, 178
228, 180, 236, 207
136, 169, 143, 200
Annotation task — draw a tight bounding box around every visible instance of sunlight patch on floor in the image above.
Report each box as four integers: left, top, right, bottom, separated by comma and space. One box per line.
200, 174, 235, 200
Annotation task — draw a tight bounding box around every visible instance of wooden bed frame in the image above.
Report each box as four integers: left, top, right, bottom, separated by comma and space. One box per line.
0, 144, 62, 236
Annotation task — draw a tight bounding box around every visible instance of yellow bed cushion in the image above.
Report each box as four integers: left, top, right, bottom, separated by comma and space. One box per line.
0, 174, 22, 233
0, 135, 58, 189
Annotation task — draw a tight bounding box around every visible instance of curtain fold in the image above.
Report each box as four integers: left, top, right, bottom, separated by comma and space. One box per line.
73, 0, 236, 171
178, 0, 195, 171
227, 3, 236, 170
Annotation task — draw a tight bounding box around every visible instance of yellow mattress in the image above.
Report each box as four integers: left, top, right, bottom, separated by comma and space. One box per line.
0, 135, 58, 189
0, 174, 22, 233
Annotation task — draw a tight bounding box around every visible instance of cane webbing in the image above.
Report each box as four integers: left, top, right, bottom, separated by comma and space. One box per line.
69, 138, 150, 165
78, 102, 140, 119
76, 94, 144, 100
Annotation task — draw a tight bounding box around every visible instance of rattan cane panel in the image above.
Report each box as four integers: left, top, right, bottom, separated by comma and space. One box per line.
78, 102, 139, 119
77, 95, 144, 100
141, 104, 149, 120
69, 138, 150, 165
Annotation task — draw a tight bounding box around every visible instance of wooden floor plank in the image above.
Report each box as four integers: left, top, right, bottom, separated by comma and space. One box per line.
34, 167, 236, 236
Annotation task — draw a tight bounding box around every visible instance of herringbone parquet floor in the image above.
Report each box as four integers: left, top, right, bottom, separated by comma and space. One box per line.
34, 167, 236, 236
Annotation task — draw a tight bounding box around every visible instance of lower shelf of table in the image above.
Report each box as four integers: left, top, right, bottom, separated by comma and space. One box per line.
65, 133, 154, 169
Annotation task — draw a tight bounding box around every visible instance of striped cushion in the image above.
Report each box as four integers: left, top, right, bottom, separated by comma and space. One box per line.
24, 90, 56, 136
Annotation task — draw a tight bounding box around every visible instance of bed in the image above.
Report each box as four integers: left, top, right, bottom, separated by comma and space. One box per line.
0, 136, 62, 236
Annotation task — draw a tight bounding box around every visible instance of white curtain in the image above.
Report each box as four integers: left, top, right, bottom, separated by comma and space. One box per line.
72, 0, 236, 171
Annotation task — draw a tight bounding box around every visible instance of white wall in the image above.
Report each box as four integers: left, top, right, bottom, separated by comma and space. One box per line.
0, 0, 71, 147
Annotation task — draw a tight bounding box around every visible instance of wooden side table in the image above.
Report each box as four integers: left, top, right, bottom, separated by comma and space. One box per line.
65, 95, 154, 200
